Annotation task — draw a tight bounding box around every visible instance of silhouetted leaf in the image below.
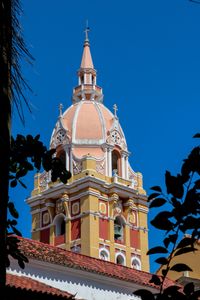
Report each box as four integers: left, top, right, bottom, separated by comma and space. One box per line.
8, 202, 19, 219
133, 289, 154, 300
163, 285, 181, 295
148, 193, 160, 202
170, 263, 192, 272
10, 179, 17, 187
11, 226, 22, 237
193, 290, 200, 299
151, 211, 173, 230
164, 234, 178, 248
149, 198, 166, 208
155, 257, 168, 265
150, 186, 162, 192
149, 274, 161, 286
176, 237, 194, 249
147, 246, 168, 255
18, 259, 25, 269
194, 179, 200, 189
165, 171, 184, 199
193, 133, 200, 138
174, 247, 197, 257
162, 268, 169, 277
184, 282, 194, 296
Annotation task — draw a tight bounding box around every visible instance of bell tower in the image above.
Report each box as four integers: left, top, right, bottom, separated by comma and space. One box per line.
26, 29, 149, 272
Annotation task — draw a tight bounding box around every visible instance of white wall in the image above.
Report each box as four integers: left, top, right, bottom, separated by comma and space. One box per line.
7, 258, 152, 300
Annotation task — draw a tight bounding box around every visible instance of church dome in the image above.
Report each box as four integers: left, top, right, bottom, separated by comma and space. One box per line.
50, 30, 136, 180
60, 101, 127, 156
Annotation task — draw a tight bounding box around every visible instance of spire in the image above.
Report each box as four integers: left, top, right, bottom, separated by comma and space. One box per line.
80, 25, 94, 69
73, 26, 103, 103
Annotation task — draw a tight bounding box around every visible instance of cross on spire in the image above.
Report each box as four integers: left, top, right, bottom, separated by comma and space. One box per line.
59, 103, 63, 117
84, 20, 90, 42
113, 104, 118, 118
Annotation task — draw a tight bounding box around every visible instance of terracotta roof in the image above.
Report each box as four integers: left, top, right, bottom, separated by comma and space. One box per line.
15, 236, 175, 290
6, 273, 74, 298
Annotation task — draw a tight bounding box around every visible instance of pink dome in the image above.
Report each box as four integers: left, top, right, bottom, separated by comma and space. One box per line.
61, 101, 126, 147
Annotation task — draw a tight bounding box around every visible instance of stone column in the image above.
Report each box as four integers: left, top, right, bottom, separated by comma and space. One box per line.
107, 148, 112, 177
121, 152, 125, 178
62, 194, 71, 250
104, 148, 108, 176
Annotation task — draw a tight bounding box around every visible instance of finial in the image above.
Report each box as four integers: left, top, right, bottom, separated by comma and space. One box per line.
59, 103, 63, 117
113, 104, 118, 118
84, 20, 90, 42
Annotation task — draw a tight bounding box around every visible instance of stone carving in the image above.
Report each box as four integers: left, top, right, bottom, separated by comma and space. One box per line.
56, 129, 66, 143
39, 172, 49, 190
42, 212, 50, 226
113, 200, 122, 214
56, 199, 64, 214
73, 160, 82, 175
111, 130, 121, 144
96, 160, 105, 175
106, 129, 126, 150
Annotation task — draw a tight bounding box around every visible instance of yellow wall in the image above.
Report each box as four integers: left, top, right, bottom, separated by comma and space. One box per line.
158, 242, 200, 281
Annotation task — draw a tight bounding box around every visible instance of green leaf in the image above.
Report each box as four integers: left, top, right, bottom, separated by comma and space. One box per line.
150, 186, 162, 193
149, 198, 166, 208
155, 257, 168, 265
148, 193, 160, 202
147, 246, 168, 255
170, 263, 192, 272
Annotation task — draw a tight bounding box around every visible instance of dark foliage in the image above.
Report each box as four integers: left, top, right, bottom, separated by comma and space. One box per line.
133, 134, 200, 299
7, 134, 71, 269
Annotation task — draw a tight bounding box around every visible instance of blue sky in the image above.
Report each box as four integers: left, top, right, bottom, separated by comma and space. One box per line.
11, 0, 200, 273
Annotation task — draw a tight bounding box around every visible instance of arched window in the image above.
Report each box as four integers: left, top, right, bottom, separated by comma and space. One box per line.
112, 150, 121, 176
112, 152, 118, 176
131, 257, 141, 270
99, 248, 110, 261
116, 253, 126, 266
114, 216, 125, 241
54, 214, 65, 236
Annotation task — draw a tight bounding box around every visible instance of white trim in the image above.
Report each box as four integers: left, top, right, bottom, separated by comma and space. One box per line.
115, 252, 126, 266
95, 102, 106, 142
99, 247, 110, 261
72, 101, 82, 143
131, 256, 141, 270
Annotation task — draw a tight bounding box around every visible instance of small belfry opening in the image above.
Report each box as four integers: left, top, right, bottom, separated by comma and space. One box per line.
112, 150, 120, 176
55, 215, 66, 236
116, 254, 125, 266
114, 216, 125, 241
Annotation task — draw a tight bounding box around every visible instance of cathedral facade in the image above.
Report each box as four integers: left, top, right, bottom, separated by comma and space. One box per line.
26, 31, 149, 272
